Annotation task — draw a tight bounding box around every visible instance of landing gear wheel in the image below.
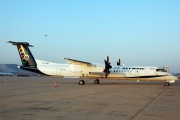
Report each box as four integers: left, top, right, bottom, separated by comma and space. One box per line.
79, 80, 85, 85
164, 82, 170, 86
94, 79, 99, 84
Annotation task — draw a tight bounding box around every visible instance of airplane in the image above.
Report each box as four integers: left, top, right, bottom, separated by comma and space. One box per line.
7, 41, 178, 86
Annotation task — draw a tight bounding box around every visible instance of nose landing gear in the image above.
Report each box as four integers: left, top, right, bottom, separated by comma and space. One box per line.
164, 82, 170, 86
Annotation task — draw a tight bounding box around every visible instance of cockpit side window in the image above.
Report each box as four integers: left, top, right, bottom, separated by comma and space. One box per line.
162, 69, 167, 72
156, 69, 167, 72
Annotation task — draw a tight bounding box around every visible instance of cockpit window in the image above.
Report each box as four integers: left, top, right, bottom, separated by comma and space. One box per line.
156, 69, 167, 72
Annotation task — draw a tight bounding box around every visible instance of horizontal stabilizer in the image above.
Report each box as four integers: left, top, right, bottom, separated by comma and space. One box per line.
7, 41, 34, 47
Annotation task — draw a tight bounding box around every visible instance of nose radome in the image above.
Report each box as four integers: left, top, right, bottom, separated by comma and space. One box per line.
174, 76, 178, 80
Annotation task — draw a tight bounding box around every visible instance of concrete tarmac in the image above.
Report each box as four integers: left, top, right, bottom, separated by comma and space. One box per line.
0, 77, 180, 120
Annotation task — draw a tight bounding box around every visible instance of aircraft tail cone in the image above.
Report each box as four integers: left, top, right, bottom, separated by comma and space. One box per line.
54, 82, 57, 87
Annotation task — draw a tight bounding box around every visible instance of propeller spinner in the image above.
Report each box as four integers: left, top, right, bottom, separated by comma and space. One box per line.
103, 56, 112, 77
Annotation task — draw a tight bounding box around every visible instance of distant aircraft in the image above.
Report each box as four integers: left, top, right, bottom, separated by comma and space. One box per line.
7, 41, 178, 86
44, 35, 48, 37
0, 72, 13, 77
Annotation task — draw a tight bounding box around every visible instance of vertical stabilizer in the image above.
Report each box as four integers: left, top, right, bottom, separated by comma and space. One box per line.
7, 41, 37, 67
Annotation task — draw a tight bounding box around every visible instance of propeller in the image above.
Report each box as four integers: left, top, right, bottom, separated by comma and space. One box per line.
117, 58, 121, 66
103, 56, 112, 77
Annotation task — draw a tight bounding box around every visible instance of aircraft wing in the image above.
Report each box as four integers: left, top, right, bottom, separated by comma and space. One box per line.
64, 58, 93, 66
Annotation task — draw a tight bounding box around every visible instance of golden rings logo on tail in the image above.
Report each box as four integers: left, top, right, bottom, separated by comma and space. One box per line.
18, 45, 29, 65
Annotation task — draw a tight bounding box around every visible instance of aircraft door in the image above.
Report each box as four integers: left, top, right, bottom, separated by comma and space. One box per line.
135, 70, 138, 77
56, 68, 61, 75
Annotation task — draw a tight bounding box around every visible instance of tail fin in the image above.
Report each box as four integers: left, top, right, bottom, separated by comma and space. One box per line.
7, 41, 37, 67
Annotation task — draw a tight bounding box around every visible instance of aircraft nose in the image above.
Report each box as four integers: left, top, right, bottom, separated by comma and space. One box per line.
174, 76, 178, 80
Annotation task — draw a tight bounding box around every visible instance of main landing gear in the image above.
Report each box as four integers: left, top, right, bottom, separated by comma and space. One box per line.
79, 79, 100, 85
164, 82, 170, 86
79, 80, 85, 85
94, 79, 100, 84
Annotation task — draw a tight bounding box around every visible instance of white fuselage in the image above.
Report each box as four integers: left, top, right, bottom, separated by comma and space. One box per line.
36, 62, 177, 83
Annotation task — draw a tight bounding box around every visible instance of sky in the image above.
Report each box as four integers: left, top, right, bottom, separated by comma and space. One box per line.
0, 0, 180, 73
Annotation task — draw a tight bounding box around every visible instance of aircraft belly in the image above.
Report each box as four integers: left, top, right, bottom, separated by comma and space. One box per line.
63, 71, 82, 77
